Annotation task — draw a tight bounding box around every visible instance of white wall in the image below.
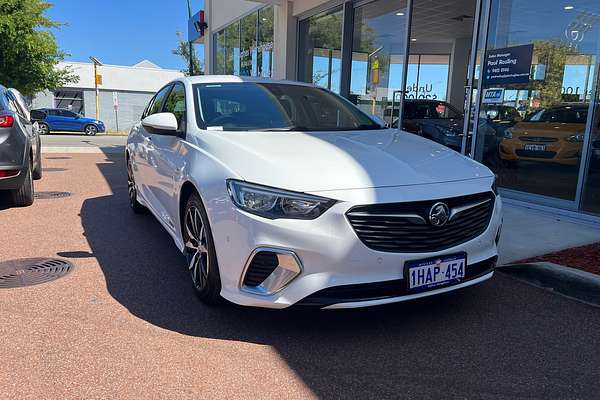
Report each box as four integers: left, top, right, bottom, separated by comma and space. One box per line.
57, 62, 184, 92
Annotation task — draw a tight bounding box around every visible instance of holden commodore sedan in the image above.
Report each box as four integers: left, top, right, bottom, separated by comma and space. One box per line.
126, 76, 502, 309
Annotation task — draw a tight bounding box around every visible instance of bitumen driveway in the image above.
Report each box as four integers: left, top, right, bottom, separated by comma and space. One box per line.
0, 152, 598, 399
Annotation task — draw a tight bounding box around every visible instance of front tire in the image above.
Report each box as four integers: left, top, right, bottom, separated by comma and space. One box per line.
127, 158, 148, 214
85, 124, 98, 136
11, 158, 34, 207
183, 193, 222, 305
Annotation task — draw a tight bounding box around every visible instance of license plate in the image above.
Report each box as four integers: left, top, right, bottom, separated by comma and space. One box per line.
406, 253, 466, 291
524, 144, 546, 151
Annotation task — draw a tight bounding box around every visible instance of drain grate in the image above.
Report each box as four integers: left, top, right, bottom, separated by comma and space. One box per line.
45, 156, 71, 160
35, 191, 71, 199
42, 168, 67, 172
0, 258, 73, 288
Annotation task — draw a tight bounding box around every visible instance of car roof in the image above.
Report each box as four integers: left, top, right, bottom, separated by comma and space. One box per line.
174, 75, 316, 88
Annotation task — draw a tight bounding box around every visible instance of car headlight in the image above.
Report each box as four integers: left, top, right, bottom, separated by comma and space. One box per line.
566, 133, 585, 142
227, 180, 336, 220
435, 125, 459, 136
504, 128, 513, 139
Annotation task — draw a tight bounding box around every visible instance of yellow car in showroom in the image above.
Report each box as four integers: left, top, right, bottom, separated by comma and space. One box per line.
500, 104, 588, 166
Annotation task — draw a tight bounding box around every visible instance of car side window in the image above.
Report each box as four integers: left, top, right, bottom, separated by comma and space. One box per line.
147, 85, 172, 116
162, 83, 186, 131
62, 110, 77, 118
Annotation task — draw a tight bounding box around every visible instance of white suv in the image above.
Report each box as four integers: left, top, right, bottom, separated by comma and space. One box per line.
126, 76, 502, 309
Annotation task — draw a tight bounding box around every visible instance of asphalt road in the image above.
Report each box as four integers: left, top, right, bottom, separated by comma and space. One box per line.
0, 152, 598, 399
41, 133, 127, 153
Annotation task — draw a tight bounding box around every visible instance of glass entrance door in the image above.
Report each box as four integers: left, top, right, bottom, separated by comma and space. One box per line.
470, 0, 600, 208
349, 0, 410, 122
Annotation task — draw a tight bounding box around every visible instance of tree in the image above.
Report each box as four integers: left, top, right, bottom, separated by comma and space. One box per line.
0, 0, 78, 97
172, 32, 203, 76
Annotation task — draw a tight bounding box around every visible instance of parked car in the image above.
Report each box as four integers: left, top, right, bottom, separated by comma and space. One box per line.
481, 104, 522, 137
126, 77, 502, 309
500, 104, 590, 166
390, 99, 501, 157
0, 85, 42, 206
31, 108, 105, 135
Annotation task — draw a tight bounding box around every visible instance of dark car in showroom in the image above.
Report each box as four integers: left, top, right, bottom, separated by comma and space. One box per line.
386, 99, 501, 157
0, 85, 42, 206
31, 108, 105, 135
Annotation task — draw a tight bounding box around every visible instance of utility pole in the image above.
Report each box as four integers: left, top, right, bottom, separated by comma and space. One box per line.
187, 0, 195, 76
89, 56, 103, 120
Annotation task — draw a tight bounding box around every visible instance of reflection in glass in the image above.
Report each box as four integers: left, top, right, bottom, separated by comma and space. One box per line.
240, 12, 258, 76
298, 8, 343, 93
475, 0, 600, 203
350, 0, 408, 117
581, 98, 600, 214
258, 6, 274, 77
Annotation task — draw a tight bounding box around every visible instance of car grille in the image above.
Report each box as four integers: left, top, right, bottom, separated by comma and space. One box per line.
242, 251, 279, 287
515, 149, 557, 159
519, 136, 558, 143
346, 192, 495, 253
296, 256, 497, 307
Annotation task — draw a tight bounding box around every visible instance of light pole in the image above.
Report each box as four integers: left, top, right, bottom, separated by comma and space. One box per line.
186, 0, 194, 75
89, 56, 103, 120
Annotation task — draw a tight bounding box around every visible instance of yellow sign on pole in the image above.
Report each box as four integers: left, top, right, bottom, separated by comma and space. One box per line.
95, 74, 103, 85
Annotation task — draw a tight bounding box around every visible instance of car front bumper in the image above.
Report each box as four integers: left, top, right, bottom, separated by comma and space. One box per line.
210, 178, 502, 309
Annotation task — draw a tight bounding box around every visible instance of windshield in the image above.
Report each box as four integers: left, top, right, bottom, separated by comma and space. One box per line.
524, 106, 588, 123
194, 82, 382, 131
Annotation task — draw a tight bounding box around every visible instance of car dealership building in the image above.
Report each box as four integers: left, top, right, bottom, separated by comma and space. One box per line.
32, 60, 184, 132
196, 0, 600, 219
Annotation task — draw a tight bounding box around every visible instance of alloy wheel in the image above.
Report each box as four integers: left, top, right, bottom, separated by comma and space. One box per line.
184, 206, 210, 291
85, 125, 98, 136
127, 162, 136, 208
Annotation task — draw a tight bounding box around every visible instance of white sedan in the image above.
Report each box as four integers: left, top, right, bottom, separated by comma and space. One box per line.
126, 76, 502, 309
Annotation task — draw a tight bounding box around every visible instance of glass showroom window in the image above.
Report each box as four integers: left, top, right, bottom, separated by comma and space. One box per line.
240, 12, 258, 76
225, 22, 241, 75
213, 7, 273, 78
298, 7, 343, 94
54, 90, 84, 114
214, 30, 226, 74
349, 0, 409, 118
473, 0, 600, 209
258, 6, 274, 78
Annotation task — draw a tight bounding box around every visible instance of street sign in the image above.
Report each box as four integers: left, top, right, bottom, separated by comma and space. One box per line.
95, 74, 103, 85
112, 92, 119, 110
188, 10, 207, 44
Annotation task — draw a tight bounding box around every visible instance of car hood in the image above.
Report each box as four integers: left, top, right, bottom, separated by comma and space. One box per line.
511, 122, 584, 138
202, 129, 493, 192
79, 117, 102, 124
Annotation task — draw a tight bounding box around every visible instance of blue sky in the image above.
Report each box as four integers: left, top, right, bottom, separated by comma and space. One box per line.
46, 0, 205, 70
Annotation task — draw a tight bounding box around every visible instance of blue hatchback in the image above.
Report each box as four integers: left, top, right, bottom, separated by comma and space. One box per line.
31, 108, 106, 135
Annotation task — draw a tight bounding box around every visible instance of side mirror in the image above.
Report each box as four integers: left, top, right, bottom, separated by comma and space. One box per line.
142, 112, 178, 134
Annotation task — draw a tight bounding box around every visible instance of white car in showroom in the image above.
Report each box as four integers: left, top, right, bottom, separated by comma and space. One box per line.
126, 76, 502, 309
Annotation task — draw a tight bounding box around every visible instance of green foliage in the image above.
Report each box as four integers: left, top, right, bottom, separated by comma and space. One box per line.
0, 0, 78, 97
172, 32, 203, 76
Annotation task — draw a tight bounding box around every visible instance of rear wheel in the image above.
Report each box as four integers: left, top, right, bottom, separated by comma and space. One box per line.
11, 157, 34, 207
183, 193, 222, 305
84, 124, 98, 136
38, 123, 49, 135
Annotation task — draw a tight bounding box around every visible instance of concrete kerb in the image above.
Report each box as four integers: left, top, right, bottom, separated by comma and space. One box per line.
497, 262, 600, 307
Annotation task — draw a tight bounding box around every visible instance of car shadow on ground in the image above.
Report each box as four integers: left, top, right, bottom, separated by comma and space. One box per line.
79, 152, 600, 399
